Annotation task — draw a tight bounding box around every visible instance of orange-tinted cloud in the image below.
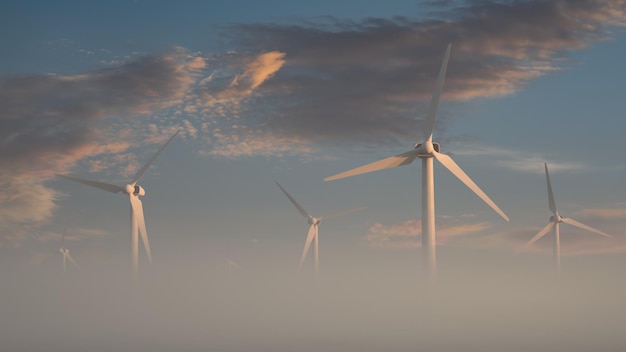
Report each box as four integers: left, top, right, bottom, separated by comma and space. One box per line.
0, 48, 205, 243
364, 219, 491, 249
208, 0, 626, 150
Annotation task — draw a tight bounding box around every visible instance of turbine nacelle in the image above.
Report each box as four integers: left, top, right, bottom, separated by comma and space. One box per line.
415, 141, 440, 156
124, 184, 145, 197
308, 217, 321, 225
550, 213, 563, 223
59, 247, 68, 254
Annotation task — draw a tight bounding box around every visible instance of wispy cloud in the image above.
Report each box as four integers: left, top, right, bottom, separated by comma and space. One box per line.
451, 145, 587, 173
364, 218, 491, 249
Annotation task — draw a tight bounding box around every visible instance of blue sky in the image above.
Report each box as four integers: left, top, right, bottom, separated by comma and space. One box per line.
2, 1, 626, 351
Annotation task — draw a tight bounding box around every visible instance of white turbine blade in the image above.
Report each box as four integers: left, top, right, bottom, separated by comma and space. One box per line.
324, 149, 419, 182
433, 150, 509, 222
516, 222, 554, 255
65, 252, 80, 269
298, 224, 317, 270
276, 182, 311, 219
545, 163, 557, 214
131, 130, 179, 184
561, 217, 612, 238
423, 43, 452, 142
129, 195, 152, 263
320, 206, 367, 220
56, 174, 123, 193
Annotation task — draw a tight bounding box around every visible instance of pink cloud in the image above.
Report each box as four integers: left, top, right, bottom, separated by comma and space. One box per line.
364, 219, 491, 249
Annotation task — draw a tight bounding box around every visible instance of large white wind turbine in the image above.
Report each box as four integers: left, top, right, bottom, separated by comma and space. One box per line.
56, 130, 179, 275
59, 232, 79, 275
276, 181, 366, 275
516, 163, 611, 272
324, 44, 509, 280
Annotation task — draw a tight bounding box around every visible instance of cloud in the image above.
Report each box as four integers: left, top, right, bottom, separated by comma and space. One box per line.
451, 145, 587, 173
234, 51, 286, 91
0, 48, 205, 243
204, 127, 320, 159
210, 0, 625, 149
572, 207, 626, 221
364, 219, 491, 249
4, 0, 626, 244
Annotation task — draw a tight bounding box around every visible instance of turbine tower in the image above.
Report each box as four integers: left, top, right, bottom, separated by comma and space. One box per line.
56, 130, 179, 275
516, 163, 611, 272
276, 181, 366, 275
324, 44, 509, 281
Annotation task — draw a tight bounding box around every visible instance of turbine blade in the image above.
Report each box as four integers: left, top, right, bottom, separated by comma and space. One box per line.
131, 130, 179, 184
433, 150, 509, 222
276, 182, 311, 219
56, 174, 123, 193
129, 195, 152, 263
561, 217, 612, 238
320, 206, 367, 220
423, 43, 452, 142
324, 150, 419, 182
516, 222, 555, 255
545, 163, 557, 214
299, 224, 317, 270
66, 253, 80, 269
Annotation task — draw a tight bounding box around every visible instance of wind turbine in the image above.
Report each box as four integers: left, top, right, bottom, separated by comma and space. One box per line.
56, 130, 179, 275
59, 232, 79, 275
276, 181, 366, 275
516, 163, 611, 272
324, 44, 509, 281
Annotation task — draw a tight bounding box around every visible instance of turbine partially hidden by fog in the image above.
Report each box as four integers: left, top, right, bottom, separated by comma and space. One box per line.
56, 131, 180, 275
516, 163, 612, 272
276, 181, 366, 275
59, 231, 79, 275
325, 44, 509, 281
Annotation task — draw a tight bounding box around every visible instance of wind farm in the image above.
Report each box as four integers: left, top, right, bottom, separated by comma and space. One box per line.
2, 1, 626, 351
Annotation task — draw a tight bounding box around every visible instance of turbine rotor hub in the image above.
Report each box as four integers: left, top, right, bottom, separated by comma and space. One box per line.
415, 141, 440, 157
124, 184, 145, 196
550, 214, 563, 223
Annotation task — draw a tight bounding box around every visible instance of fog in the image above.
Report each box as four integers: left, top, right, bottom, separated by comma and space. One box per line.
2, 246, 625, 352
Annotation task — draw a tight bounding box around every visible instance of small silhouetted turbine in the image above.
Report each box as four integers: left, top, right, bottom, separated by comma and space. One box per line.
276, 181, 366, 275
516, 163, 611, 272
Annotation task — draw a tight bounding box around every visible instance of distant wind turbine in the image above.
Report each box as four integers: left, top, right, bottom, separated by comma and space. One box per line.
59, 231, 79, 275
56, 130, 179, 275
516, 163, 611, 272
324, 44, 509, 281
276, 181, 366, 275
224, 259, 243, 276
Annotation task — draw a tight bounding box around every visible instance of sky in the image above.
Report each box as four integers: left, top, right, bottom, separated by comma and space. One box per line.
1, 0, 626, 351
